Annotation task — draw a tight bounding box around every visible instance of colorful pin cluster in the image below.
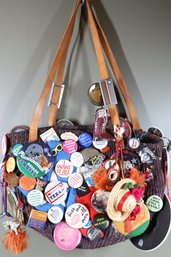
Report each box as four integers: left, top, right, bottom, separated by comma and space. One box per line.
0, 123, 170, 252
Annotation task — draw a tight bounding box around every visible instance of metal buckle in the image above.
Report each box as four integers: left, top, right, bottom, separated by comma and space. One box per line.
99, 78, 118, 106
48, 82, 65, 109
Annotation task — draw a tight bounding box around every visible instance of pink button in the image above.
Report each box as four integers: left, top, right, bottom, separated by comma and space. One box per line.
53, 222, 81, 250
62, 139, 78, 154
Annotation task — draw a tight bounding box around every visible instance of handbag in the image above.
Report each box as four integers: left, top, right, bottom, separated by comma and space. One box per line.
0, 0, 170, 254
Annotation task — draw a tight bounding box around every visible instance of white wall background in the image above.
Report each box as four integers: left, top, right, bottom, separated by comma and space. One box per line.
0, 0, 171, 256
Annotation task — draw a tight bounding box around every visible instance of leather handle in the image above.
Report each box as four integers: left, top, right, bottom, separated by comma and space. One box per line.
29, 0, 82, 141
85, 0, 120, 127
49, 0, 140, 130
91, 5, 140, 130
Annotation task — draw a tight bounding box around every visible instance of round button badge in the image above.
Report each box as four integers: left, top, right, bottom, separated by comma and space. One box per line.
19, 175, 37, 191
146, 195, 163, 212
68, 173, 83, 188
129, 138, 140, 149
12, 144, 23, 157
27, 189, 44, 207
78, 133, 93, 148
65, 203, 90, 229
53, 222, 81, 250
55, 160, 73, 178
48, 206, 63, 224
93, 139, 108, 150
70, 152, 84, 167
63, 139, 78, 154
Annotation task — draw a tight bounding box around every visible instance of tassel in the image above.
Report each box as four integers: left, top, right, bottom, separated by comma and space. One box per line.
2, 221, 28, 254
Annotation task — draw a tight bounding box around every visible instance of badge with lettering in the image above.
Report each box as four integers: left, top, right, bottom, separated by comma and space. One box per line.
139, 147, 156, 164
65, 203, 90, 229
17, 142, 54, 178
45, 181, 68, 205
55, 160, 73, 178
76, 180, 91, 197
70, 152, 84, 167
68, 173, 83, 188
48, 206, 63, 224
63, 139, 78, 154
146, 195, 163, 212
78, 133, 93, 148
12, 144, 23, 157
40, 128, 60, 143
27, 189, 44, 207
28, 209, 48, 230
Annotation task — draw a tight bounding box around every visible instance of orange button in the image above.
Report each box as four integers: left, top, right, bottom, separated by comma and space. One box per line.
19, 175, 37, 191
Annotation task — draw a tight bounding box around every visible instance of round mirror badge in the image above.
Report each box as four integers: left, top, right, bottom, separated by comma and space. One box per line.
129, 138, 140, 149
17, 142, 54, 178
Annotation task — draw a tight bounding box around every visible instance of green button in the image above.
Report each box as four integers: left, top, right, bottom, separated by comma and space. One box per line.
146, 195, 163, 212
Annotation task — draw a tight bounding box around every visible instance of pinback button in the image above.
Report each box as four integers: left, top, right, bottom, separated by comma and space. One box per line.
63, 139, 78, 154
61, 132, 78, 142
68, 173, 83, 188
55, 160, 73, 178
45, 181, 68, 205
12, 144, 23, 157
78, 133, 93, 148
27, 189, 44, 207
70, 152, 84, 167
87, 227, 104, 241
65, 203, 90, 229
131, 194, 171, 251
17, 142, 54, 178
19, 175, 37, 191
104, 159, 116, 170
53, 222, 81, 251
93, 214, 110, 231
93, 139, 108, 150
48, 206, 63, 224
128, 138, 140, 149
146, 195, 163, 212
6, 157, 16, 173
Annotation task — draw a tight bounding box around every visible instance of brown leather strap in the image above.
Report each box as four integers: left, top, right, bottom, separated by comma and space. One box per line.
85, 0, 120, 127
29, 0, 82, 141
92, 9, 141, 130
50, 0, 140, 130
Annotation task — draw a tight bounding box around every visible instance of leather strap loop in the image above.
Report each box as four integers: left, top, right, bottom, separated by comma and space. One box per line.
29, 0, 82, 141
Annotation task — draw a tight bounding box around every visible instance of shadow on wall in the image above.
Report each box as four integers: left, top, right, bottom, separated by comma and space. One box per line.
91, 0, 150, 127
0, 0, 75, 128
